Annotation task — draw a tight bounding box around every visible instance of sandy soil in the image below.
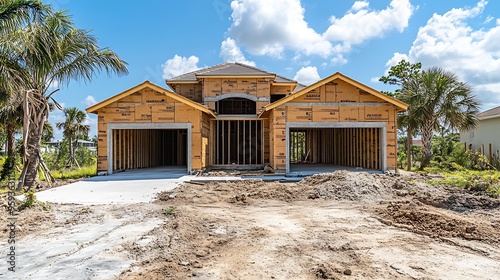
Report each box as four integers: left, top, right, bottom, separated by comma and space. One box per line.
2, 170, 500, 279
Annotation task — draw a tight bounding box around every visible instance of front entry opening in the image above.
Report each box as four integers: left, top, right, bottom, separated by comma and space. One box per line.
112, 129, 187, 172
289, 128, 382, 170
214, 120, 263, 166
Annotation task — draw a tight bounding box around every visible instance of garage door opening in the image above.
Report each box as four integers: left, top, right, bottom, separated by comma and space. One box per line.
289, 127, 382, 173
111, 129, 187, 172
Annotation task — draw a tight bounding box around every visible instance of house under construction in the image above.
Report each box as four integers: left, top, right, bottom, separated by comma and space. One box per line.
86, 63, 407, 175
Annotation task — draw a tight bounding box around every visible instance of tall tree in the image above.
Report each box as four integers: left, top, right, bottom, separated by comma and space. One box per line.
379, 60, 422, 171
403, 67, 480, 169
56, 107, 89, 168
0, 86, 23, 180
0, 1, 127, 190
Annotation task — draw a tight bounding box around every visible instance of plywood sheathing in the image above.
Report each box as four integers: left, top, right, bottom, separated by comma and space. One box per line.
202, 77, 271, 107
170, 83, 202, 102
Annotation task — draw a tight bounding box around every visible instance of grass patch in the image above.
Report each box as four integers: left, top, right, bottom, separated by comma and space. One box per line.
49, 165, 97, 180
427, 170, 500, 198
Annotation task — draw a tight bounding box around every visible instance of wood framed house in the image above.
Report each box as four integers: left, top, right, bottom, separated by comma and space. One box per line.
86, 63, 407, 175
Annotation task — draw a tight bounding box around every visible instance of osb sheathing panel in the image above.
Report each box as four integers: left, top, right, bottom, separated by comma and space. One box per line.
203, 78, 270, 98
271, 85, 292, 95
293, 79, 388, 104
172, 83, 202, 102
95, 87, 204, 171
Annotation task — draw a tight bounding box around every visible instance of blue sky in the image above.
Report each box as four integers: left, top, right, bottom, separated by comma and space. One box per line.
44, 0, 500, 139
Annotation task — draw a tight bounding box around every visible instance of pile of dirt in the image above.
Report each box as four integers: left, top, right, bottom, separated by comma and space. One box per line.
159, 171, 404, 205
376, 200, 500, 244
300, 171, 394, 201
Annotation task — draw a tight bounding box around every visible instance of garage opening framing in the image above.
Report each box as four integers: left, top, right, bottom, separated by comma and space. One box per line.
286, 122, 387, 174
107, 123, 192, 175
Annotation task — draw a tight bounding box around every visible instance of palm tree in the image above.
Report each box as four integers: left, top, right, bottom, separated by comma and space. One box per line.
0, 0, 47, 34
0, 86, 23, 180
403, 67, 480, 169
0, 2, 127, 190
379, 60, 422, 171
56, 107, 89, 168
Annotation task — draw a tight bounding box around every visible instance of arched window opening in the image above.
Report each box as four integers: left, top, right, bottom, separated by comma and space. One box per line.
216, 98, 256, 115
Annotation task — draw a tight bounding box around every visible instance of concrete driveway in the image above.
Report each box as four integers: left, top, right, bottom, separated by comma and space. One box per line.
34, 167, 196, 205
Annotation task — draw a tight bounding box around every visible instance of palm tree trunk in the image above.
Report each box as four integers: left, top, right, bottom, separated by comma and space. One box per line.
6, 123, 15, 157
420, 121, 434, 170
18, 89, 51, 191
406, 128, 412, 171
22, 130, 42, 189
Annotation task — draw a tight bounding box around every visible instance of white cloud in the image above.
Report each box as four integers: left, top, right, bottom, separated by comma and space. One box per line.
323, 0, 414, 46
84, 114, 98, 137
161, 55, 200, 79
385, 52, 409, 68
220, 38, 256, 66
83, 95, 97, 106
229, 0, 333, 58
386, 0, 500, 110
294, 66, 320, 85
350, 1, 369, 13
227, 0, 414, 65
484, 15, 494, 24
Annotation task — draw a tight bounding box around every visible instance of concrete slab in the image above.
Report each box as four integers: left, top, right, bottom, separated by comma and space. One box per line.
32, 167, 196, 205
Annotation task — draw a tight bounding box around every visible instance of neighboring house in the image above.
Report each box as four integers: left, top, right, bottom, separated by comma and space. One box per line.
86, 63, 407, 175
460, 105, 500, 159
44, 139, 96, 153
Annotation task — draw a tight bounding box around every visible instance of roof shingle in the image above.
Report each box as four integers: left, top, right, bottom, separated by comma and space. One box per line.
166, 62, 297, 84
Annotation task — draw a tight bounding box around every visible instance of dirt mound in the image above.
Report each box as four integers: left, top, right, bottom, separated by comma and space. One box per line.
158, 171, 401, 205
376, 201, 500, 244
413, 187, 500, 211
301, 171, 393, 201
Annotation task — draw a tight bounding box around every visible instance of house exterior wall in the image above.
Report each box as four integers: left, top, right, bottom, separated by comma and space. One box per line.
199, 78, 272, 111
95, 87, 206, 173
460, 117, 500, 157
270, 79, 398, 172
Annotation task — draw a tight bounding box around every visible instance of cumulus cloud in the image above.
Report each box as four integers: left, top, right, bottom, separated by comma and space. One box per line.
229, 0, 333, 58
386, 0, 500, 109
350, 1, 370, 13
83, 95, 97, 106
162, 55, 200, 79
226, 0, 414, 64
294, 66, 320, 85
220, 38, 256, 66
323, 0, 414, 46
84, 114, 98, 137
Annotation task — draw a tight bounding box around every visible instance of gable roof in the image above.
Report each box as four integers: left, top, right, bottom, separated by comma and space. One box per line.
478, 105, 500, 120
166, 62, 297, 84
86, 80, 216, 117
262, 72, 408, 112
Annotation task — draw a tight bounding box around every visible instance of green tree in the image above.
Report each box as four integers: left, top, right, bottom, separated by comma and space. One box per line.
403, 67, 480, 169
42, 121, 54, 143
0, 86, 23, 180
56, 107, 90, 168
0, 1, 127, 190
379, 60, 422, 171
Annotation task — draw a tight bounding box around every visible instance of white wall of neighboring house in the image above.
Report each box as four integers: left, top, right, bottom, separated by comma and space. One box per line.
460, 116, 500, 158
